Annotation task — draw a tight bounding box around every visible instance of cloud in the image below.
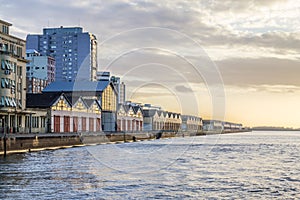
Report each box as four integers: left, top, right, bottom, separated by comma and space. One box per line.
2, 0, 300, 88
217, 57, 300, 87
175, 85, 194, 93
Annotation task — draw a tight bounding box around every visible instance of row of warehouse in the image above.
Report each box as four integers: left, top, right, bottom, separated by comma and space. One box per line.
20, 80, 243, 134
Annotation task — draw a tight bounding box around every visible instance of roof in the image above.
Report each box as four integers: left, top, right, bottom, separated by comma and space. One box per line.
26, 49, 40, 54
132, 105, 141, 114
84, 99, 98, 107
26, 93, 62, 108
63, 94, 81, 106
43, 80, 110, 93
0, 19, 12, 26
27, 93, 101, 110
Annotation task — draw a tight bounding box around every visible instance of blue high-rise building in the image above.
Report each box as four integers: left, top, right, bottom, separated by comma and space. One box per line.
26, 26, 98, 82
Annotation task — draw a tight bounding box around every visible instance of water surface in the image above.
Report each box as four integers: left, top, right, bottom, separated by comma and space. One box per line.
1, 131, 300, 199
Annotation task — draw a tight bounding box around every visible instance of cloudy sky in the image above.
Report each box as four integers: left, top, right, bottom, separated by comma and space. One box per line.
1, 0, 300, 128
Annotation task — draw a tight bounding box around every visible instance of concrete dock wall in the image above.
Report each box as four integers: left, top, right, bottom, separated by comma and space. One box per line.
0, 131, 178, 155
0, 130, 250, 155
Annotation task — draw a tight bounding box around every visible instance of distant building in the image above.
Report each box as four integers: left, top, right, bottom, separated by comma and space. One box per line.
26, 26, 97, 82
111, 76, 126, 104
0, 19, 27, 133
26, 77, 48, 94
181, 115, 202, 133
26, 49, 55, 93
97, 71, 110, 81
202, 120, 223, 133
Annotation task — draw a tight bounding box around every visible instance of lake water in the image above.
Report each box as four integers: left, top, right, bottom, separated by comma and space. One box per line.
1, 131, 300, 199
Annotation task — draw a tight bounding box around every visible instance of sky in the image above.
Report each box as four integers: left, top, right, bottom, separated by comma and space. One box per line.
1, 0, 300, 128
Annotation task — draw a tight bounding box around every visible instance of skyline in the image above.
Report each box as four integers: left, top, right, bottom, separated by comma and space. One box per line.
1, 0, 300, 128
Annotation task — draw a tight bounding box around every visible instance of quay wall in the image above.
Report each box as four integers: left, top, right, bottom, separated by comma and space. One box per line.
0, 131, 177, 155
0, 130, 250, 155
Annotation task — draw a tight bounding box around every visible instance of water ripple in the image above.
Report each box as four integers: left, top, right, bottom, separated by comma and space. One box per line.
1, 131, 300, 199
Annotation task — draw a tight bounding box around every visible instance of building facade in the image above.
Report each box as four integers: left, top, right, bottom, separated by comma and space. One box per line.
181, 115, 203, 133
26, 93, 101, 133
117, 103, 143, 132
0, 19, 27, 133
26, 49, 55, 93
26, 26, 97, 82
43, 80, 117, 131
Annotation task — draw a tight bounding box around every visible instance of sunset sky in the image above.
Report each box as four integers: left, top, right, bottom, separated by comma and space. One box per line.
1, 0, 300, 128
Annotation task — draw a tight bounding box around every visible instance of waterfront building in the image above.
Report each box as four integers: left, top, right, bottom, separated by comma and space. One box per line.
26, 26, 97, 82
142, 104, 181, 132
202, 120, 223, 133
26, 93, 101, 133
26, 49, 55, 93
97, 72, 126, 105
117, 103, 143, 132
181, 115, 203, 133
156, 110, 166, 130
142, 106, 161, 131
223, 121, 243, 133
203, 120, 243, 133
163, 112, 181, 131
42, 80, 117, 131
0, 19, 27, 133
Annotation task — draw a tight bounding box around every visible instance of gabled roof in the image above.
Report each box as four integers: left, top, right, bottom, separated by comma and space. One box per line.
84, 99, 97, 108
132, 105, 142, 114
123, 104, 131, 113
43, 80, 110, 93
64, 94, 81, 106
26, 93, 63, 108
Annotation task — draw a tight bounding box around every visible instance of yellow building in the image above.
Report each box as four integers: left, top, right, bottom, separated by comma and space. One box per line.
0, 19, 27, 133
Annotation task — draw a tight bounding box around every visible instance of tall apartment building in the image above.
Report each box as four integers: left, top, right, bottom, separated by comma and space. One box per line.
26, 49, 55, 93
26, 26, 97, 82
0, 19, 27, 133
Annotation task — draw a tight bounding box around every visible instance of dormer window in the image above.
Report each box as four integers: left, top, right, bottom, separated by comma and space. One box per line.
2, 25, 9, 34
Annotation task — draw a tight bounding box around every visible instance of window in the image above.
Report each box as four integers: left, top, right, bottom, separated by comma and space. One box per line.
32, 116, 39, 128
2, 25, 9, 34
41, 117, 46, 128
73, 117, 78, 132
64, 116, 70, 132
54, 115, 60, 132
82, 117, 86, 131
17, 66, 22, 76
96, 118, 101, 131
89, 118, 94, 132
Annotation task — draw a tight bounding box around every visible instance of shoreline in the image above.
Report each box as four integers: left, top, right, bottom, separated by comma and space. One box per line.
0, 130, 250, 156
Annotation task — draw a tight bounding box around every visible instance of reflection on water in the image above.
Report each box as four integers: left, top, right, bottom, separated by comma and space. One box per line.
1, 131, 300, 199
